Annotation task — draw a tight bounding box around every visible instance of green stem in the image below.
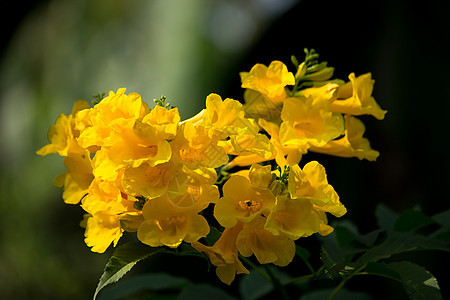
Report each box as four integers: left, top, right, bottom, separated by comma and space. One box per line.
282, 274, 314, 286
326, 276, 351, 300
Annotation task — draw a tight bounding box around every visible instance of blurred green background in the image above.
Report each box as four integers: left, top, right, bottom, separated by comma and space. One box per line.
0, 0, 448, 299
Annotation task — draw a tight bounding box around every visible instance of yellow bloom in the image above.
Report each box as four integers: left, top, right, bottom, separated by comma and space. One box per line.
192, 222, 249, 285
310, 115, 380, 161
37, 100, 90, 156
214, 167, 275, 228
142, 105, 180, 139
298, 82, 340, 104
81, 179, 135, 216
84, 212, 123, 253
236, 216, 295, 266
137, 195, 211, 248
172, 122, 228, 169
331, 73, 387, 120
122, 160, 182, 199
279, 96, 344, 149
92, 148, 125, 182
219, 133, 273, 160
106, 120, 172, 168
265, 194, 332, 239
76, 88, 150, 148
241, 61, 295, 103
54, 148, 94, 204
242, 89, 282, 122
203, 93, 258, 138
288, 162, 346, 218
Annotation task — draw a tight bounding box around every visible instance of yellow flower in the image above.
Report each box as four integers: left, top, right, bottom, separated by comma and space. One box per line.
236, 216, 295, 266
142, 106, 180, 140
219, 133, 273, 160
76, 88, 150, 148
242, 89, 282, 122
310, 115, 380, 161
84, 212, 123, 253
214, 165, 275, 228
265, 194, 332, 239
37, 100, 90, 156
241, 61, 295, 103
137, 195, 211, 248
331, 73, 387, 120
54, 148, 94, 204
172, 122, 228, 169
92, 148, 125, 182
192, 222, 249, 285
288, 162, 346, 218
203, 93, 258, 138
122, 160, 182, 199
106, 120, 172, 168
279, 96, 344, 149
298, 82, 340, 104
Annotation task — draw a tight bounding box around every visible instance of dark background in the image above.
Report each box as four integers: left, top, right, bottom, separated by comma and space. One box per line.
1, 0, 448, 299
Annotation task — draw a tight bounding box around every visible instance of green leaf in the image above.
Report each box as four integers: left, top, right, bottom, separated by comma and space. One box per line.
178, 284, 238, 300
353, 232, 450, 268
387, 261, 442, 300
204, 226, 222, 246
299, 288, 373, 300
375, 203, 398, 233
295, 246, 311, 261
94, 242, 163, 300
97, 273, 190, 300
239, 268, 273, 300
394, 210, 436, 232
365, 262, 402, 281
432, 209, 450, 230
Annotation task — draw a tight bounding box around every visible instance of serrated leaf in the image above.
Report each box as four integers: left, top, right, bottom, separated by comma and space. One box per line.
94, 242, 163, 299
375, 203, 398, 232
97, 273, 190, 300
387, 261, 442, 300
353, 232, 450, 267
178, 284, 238, 300
394, 210, 436, 232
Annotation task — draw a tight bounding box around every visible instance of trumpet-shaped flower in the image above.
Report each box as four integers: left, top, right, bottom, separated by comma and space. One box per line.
242, 89, 282, 122
172, 122, 228, 169
203, 93, 258, 138
142, 106, 180, 139
265, 194, 333, 239
122, 160, 182, 199
84, 211, 123, 253
237, 216, 295, 266
76, 88, 150, 148
288, 162, 346, 218
279, 96, 344, 149
310, 115, 380, 161
331, 73, 387, 120
54, 148, 94, 204
137, 193, 212, 248
192, 222, 249, 285
214, 166, 275, 228
37, 100, 90, 156
107, 120, 172, 168
240, 61, 295, 103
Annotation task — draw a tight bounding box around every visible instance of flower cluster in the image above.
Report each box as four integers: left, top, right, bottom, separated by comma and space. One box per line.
38, 49, 386, 284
